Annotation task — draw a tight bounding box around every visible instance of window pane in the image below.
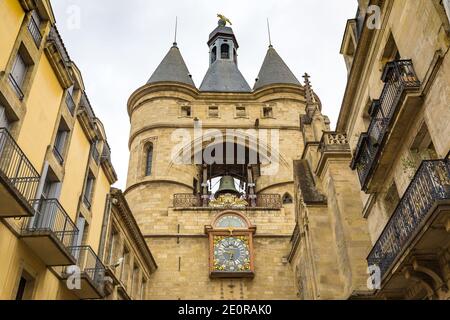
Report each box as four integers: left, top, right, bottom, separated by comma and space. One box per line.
12, 54, 27, 87
146, 145, 153, 176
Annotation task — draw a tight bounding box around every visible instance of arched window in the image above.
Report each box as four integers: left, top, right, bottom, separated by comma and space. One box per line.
211, 46, 217, 63
145, 143, 153, 176
282, 193, 293, 204
221, 44, 230, 59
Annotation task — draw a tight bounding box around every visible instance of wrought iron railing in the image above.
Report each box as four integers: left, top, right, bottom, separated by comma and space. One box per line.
173, 193, 282, 209
351, 60, 421, 189
21, 199, 79, 249
65, 246, 106, 296
0, 128, 40, 203
8, 73, 24, 100
27, 16, 42, 47
367, 159, 450, 280
65, 92, 76, 116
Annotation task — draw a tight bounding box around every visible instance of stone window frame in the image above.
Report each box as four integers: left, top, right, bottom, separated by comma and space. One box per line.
234, 104, 248, 119
208, 105, 220, 118
261, 104, 275, 119
179, 104, 192, 118
8, 43, 35, 101
282, 192, 293, 204
140, 137, 158, 179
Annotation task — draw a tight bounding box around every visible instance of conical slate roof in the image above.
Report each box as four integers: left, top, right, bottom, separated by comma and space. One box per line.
253, 46, 301, 90
147, 43, 196, 87
199, 60, 251, 92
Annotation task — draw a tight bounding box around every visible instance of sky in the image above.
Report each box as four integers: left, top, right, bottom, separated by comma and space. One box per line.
51, 0, 357, 189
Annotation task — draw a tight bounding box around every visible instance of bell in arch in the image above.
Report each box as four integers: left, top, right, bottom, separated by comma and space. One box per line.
215, 175, 240, 197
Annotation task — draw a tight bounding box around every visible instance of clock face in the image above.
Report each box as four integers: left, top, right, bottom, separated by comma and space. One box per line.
215, 215, 247, 229
213, 236, 251, 272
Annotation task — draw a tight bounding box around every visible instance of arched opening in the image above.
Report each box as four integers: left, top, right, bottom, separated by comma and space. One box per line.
233, 48, 237, 64
221, 44, 230, 59
282, 193, 293, 204
211, 46, 217, 64
145, 143, 153, 176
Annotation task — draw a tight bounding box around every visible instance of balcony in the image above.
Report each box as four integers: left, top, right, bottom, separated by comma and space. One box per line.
367, 158, 450, 296
351, 60, 422, 192
0, 128, 40, 217
173, 193, 282, 209
65, 92, 76, 116
27, 16, 42, 47
62, 246, 106, 299
21, 199, 78, 266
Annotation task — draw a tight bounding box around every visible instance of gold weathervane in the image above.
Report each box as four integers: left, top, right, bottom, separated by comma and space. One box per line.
217, 14, 232, 26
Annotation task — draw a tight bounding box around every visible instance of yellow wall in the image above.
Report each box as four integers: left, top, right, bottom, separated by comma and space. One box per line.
0, 223, 62, 300
0, 0, 24, 70
17, 55, 63, 172
87, 168, 110, 254
59, 121, 91, 221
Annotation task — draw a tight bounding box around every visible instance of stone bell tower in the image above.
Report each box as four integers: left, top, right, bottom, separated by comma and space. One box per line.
124, 16, 326, 299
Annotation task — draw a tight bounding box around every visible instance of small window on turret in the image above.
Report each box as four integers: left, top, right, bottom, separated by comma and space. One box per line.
221, 44, 230, 59
181, 105, 191, 117
236, 106, 246, 118
208, 106, 219, 118
263, 106, 273, 118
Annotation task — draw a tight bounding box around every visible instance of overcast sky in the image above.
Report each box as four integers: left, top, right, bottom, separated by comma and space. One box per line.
52, 0, 356, 189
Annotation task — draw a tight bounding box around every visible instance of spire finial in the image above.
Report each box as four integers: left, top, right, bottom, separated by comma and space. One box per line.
303, 73, 316, 105
173, 16, 178, 46
267, 18, 272, 47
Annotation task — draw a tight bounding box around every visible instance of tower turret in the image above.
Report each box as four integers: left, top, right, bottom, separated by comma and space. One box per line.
199, 16, 251, 92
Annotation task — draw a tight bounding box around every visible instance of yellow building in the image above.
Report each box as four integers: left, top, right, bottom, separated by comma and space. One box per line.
0, 0, 156, 300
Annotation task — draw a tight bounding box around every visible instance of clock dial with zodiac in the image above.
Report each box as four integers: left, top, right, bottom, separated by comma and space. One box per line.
213, 236, 251, 272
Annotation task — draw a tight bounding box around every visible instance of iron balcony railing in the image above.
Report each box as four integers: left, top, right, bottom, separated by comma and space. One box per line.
351, 60, 421, 189
21, 199, 79, 248
367, 158, 450, 280
65, 246, 106, 296
0, 128, 40, 203
27, 16, 42, 47
173, 193, 282, 209
65, 92, 76, 116
8, 73, 24, 100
